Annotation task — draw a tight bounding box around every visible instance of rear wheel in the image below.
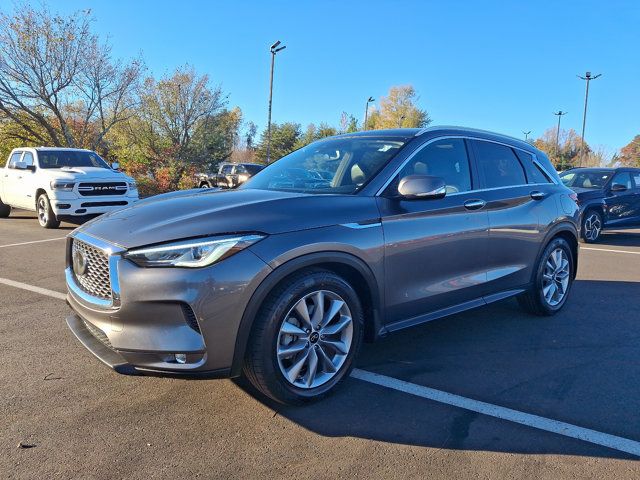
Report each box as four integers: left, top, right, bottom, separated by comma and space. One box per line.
0, 197, 10, 218
243, 270, 364, 405
582, 210, 602, 243
518, 237, 574, 316
36, 193, 60, 229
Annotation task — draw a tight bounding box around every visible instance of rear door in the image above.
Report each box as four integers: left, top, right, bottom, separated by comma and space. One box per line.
378, 137, 490, 326
3, 151, 25, 207
469, 139, 554, 294
631, 171, 640, 226
13, 151, 37, 209
605, 171, 637, 227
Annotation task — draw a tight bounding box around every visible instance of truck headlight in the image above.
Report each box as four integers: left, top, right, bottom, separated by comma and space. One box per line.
124, 234, 265, 268
50, 181, 75, 192
128, 181, 137, 190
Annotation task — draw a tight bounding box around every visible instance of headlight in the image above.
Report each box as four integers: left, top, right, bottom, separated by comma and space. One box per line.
128, 181, 137, 190
50, 181, 75, 191
124, 234, 265, 268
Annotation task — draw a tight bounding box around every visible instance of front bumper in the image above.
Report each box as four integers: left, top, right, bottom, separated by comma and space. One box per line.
65, 233, 272, 375
51, 193, 138, 216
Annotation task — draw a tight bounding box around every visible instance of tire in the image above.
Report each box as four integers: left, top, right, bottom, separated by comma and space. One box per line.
36, 193, 60, 229
199, 182, 211, 189
243, 269, 364, 405
581, 209, 602, 243
518, 237, 574, 316
0, 197, 10, 218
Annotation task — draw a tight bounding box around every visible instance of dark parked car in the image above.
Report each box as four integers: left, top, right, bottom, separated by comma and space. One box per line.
196, 162, 264, 189
65, 127, 579, 405
559, 167, 640, 242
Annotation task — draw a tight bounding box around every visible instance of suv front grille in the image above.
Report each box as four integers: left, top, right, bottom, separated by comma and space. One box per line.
78, 182, 127, 196
71, 239, 112, 300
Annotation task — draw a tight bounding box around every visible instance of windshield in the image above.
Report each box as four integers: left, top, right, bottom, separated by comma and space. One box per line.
38, 150, 111, 169
559, 170, 611, 189
242, 137, 408, 194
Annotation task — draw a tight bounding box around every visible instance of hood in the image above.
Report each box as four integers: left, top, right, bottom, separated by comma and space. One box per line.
77, 188, 380, 249
45, 167, 132, 183
569, 186, 604, 201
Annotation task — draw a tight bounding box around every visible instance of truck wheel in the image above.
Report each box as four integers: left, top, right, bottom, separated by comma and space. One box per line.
0, 197, 10, 218
199, 182, 211, 189
36, 193, 60, 229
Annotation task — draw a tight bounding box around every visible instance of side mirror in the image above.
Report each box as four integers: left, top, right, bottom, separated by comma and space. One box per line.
611, 183, 627, 193
111, 162, 120, 170
398, 175, 447, 200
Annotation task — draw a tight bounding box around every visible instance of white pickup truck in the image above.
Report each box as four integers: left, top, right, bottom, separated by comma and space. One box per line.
0, 147, 138, 228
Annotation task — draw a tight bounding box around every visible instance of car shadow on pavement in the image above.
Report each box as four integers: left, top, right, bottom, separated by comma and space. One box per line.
595, 230, 640, 248
234, 279, 640, 460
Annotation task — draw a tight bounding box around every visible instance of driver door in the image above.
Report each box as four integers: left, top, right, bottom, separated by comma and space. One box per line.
377, 138, 490, 327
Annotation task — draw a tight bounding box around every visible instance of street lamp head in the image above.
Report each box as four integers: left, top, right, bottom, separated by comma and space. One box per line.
271, 40, 281, 50
367, 96, 375, 103
274, 45, 286, 53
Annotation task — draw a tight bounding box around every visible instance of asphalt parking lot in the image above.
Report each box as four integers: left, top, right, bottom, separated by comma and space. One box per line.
1, 209, 640, 479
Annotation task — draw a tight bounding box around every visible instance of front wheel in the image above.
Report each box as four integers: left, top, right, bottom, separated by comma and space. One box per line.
243, 270, 364, 405
0, 197, 10, 218
518, 237, 574, 316
36, 193, 60, 229
582, 210, 602, 243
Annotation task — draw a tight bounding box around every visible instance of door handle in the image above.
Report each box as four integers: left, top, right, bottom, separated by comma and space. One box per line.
530, 191, 546, 201
464, 199, 486, 210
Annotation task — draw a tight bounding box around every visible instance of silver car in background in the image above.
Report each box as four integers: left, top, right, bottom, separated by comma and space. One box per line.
65, 127, 580, 404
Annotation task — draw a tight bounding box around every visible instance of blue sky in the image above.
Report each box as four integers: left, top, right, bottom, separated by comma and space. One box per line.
3, 0, 639, 151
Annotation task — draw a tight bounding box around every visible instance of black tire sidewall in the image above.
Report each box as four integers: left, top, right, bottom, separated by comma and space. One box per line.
256, 271, 364, 402
533, 238, 574, 314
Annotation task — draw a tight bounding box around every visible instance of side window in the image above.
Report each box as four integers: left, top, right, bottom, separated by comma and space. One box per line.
611, 172, 633, 190
22, 152, 34, 168
221, 165, 233, 175
473, 140, 526, 188
394, 138, 472, 194
235, 165, 247, 174
514, 150, 552, 184
632, 173, 640, 189
8, 152, 22, 168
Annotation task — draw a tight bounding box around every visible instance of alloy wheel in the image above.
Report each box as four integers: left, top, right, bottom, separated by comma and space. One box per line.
37, 197, 48, 226
276, 290, 353, 389
541, 248, 570, 307
583, 212, 602, 241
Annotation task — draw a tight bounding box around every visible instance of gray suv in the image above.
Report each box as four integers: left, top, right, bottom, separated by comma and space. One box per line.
65, 127, 580, 404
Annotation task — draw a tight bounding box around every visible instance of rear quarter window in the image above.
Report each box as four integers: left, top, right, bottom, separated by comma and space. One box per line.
514, 150, 553, 184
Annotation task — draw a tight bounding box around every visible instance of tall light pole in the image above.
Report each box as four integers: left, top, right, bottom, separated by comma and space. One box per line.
522, 130, 531, 141
363, 96, 374, 131
266, 40, 286, 164
553, 110, 568, 169
578, 71, 601, 166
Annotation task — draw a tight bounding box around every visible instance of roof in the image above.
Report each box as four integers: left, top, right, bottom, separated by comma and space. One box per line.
333, 126, 538, 152
34, 147, 94, 152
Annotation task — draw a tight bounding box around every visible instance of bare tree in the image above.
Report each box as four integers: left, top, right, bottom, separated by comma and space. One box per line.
0, 4, 142, 150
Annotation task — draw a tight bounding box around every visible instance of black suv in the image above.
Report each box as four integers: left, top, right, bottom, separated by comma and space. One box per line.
559, 167, 640, 242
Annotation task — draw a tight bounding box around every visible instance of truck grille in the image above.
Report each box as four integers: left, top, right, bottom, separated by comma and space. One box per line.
78, 182, 127, 196
71, 239, 112, 300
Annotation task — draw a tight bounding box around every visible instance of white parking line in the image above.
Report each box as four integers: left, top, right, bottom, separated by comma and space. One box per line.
0, 237, 66, 249
351, 369, 640, 457
3, 273, 639, 457
581, 247, 640, 255
0, 277, 66, 300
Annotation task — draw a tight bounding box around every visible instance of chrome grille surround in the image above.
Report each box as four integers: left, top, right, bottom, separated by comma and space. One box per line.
66, 232, 124, 309
72, 239, 112, 300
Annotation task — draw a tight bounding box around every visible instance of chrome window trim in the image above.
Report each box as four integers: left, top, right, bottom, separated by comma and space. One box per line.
376, 135, 558, 196
67, 232, 124, 309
